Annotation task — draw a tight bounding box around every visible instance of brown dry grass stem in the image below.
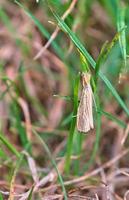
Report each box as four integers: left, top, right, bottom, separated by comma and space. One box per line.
34, 0, 78, 60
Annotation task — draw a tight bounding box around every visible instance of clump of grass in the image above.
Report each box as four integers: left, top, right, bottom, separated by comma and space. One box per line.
0, 0, 129, 199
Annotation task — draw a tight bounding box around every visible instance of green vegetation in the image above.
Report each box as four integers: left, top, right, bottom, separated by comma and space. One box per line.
0, 0, 129, 199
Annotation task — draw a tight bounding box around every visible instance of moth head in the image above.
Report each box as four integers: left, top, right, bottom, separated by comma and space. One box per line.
81, 72, 91, 87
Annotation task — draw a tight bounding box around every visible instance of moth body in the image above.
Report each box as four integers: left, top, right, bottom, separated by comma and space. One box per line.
77, 73, 94, 133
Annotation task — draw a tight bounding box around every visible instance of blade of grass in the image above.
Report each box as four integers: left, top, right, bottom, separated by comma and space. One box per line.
101, 0, 118, 25
18, 63, 48, 117
62, 108, 126, 129
15, 0, 64, 60
61, 112, 73, 127
94, 29, 126, 84
10, 100, 29, 148
117, 4, 127, 79
95, 41, 109, 80
2, 78, 30, 149
0, 7, 15, 33
0, 8, 30, 55
71, 52, 91, 175
0, 132, 20, 158
32, 129, 67, 200
9, 144, 31, 200
51, 12, 129, 117
0, 193, 3, 200
98, 109, 126, 129
0, 148, 8, 159
27, 186, 34, 200
65, 74, 80, 173
9, 153, 25, 200
81, 94, 101, 174
73, 131, 83, 175
53, 94, 72, 101
79, 51, 90, 72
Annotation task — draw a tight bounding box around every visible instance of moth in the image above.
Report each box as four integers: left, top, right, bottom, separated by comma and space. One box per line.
77, 72, 94, 133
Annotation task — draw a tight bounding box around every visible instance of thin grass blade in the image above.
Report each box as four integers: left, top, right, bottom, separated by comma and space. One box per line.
15, 0, 64, 60
0, 133, 20, 158
51, 12, 129, 117
32, 130, 67, 200
117, 4, 127, 80
65, 74, 80, 173
0, 193, 3, 200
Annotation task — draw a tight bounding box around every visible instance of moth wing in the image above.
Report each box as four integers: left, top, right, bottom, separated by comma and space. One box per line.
77, 84, 93, 133
87, 84, 94, 129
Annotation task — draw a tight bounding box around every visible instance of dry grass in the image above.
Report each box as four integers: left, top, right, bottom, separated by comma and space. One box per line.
0, 0, 129, 199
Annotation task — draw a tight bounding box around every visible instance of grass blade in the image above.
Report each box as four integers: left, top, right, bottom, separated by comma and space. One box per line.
10, 101, 29, 148
9, 153, 25, 200
117, 4, 127, 80
98, 109, 126, 129
15, 0, 64, 60
0, 132, 20, 158
27, 186, 34, 200
81, 95, 101, 174
51, 12, 129, 117
0, 193, 3, 200
65, 74, 80, 173
32, 130, 67, 200
95, 41, 109, 83
73, 131, 83, 175
0, 7, 15, 33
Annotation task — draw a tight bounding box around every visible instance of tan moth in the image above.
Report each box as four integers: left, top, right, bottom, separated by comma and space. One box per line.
77, 72, 94, 133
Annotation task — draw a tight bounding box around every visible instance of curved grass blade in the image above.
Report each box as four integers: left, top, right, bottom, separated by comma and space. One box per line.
98, 109, 126, 129
81, 94, 101, 174
73, 131, 83, 175
79, 51, 90, 72
9, 153, 25, 200
65, 74, 80, 173
0, 132, 20, 158
62, 109, 126, 129
51, 12, 129, 117
0, 193, 3, 200
117, 5, 127, 80
95, 40, 109, 83
95, 27, 126, 84
61, 112, 73, 127
32, 130, 68, 200
15, 0, 64, 60
27, 186, 34, 200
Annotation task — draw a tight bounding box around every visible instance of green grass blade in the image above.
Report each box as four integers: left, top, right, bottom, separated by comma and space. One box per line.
32, 130, 67, 200
27, 186, 34, 200
101, 0, 118, 25
98, 109, 126, 128
10, 101, 29, 148
73, 131, 83, 175
62, 108, 126, 129
95, 41, 109, 82
95, 28, 126, 84
9, 153, 25, 200
81, 95, 101, 174
0, 7, 30, 55
0, 133, 20, 158
117, 5, 127, 76
15, 0, 64, 60
53, 94, 72, 101
99, 70, 129, 116
79, 52, 90, 72
65, 74, 80, 173
0, 193, 3, 200
0, 7, 15, 33
61, 112, 73, 127
52, 12, 129, 117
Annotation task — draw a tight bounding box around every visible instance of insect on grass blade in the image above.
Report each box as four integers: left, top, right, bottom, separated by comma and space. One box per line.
77, 72, 94, 133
